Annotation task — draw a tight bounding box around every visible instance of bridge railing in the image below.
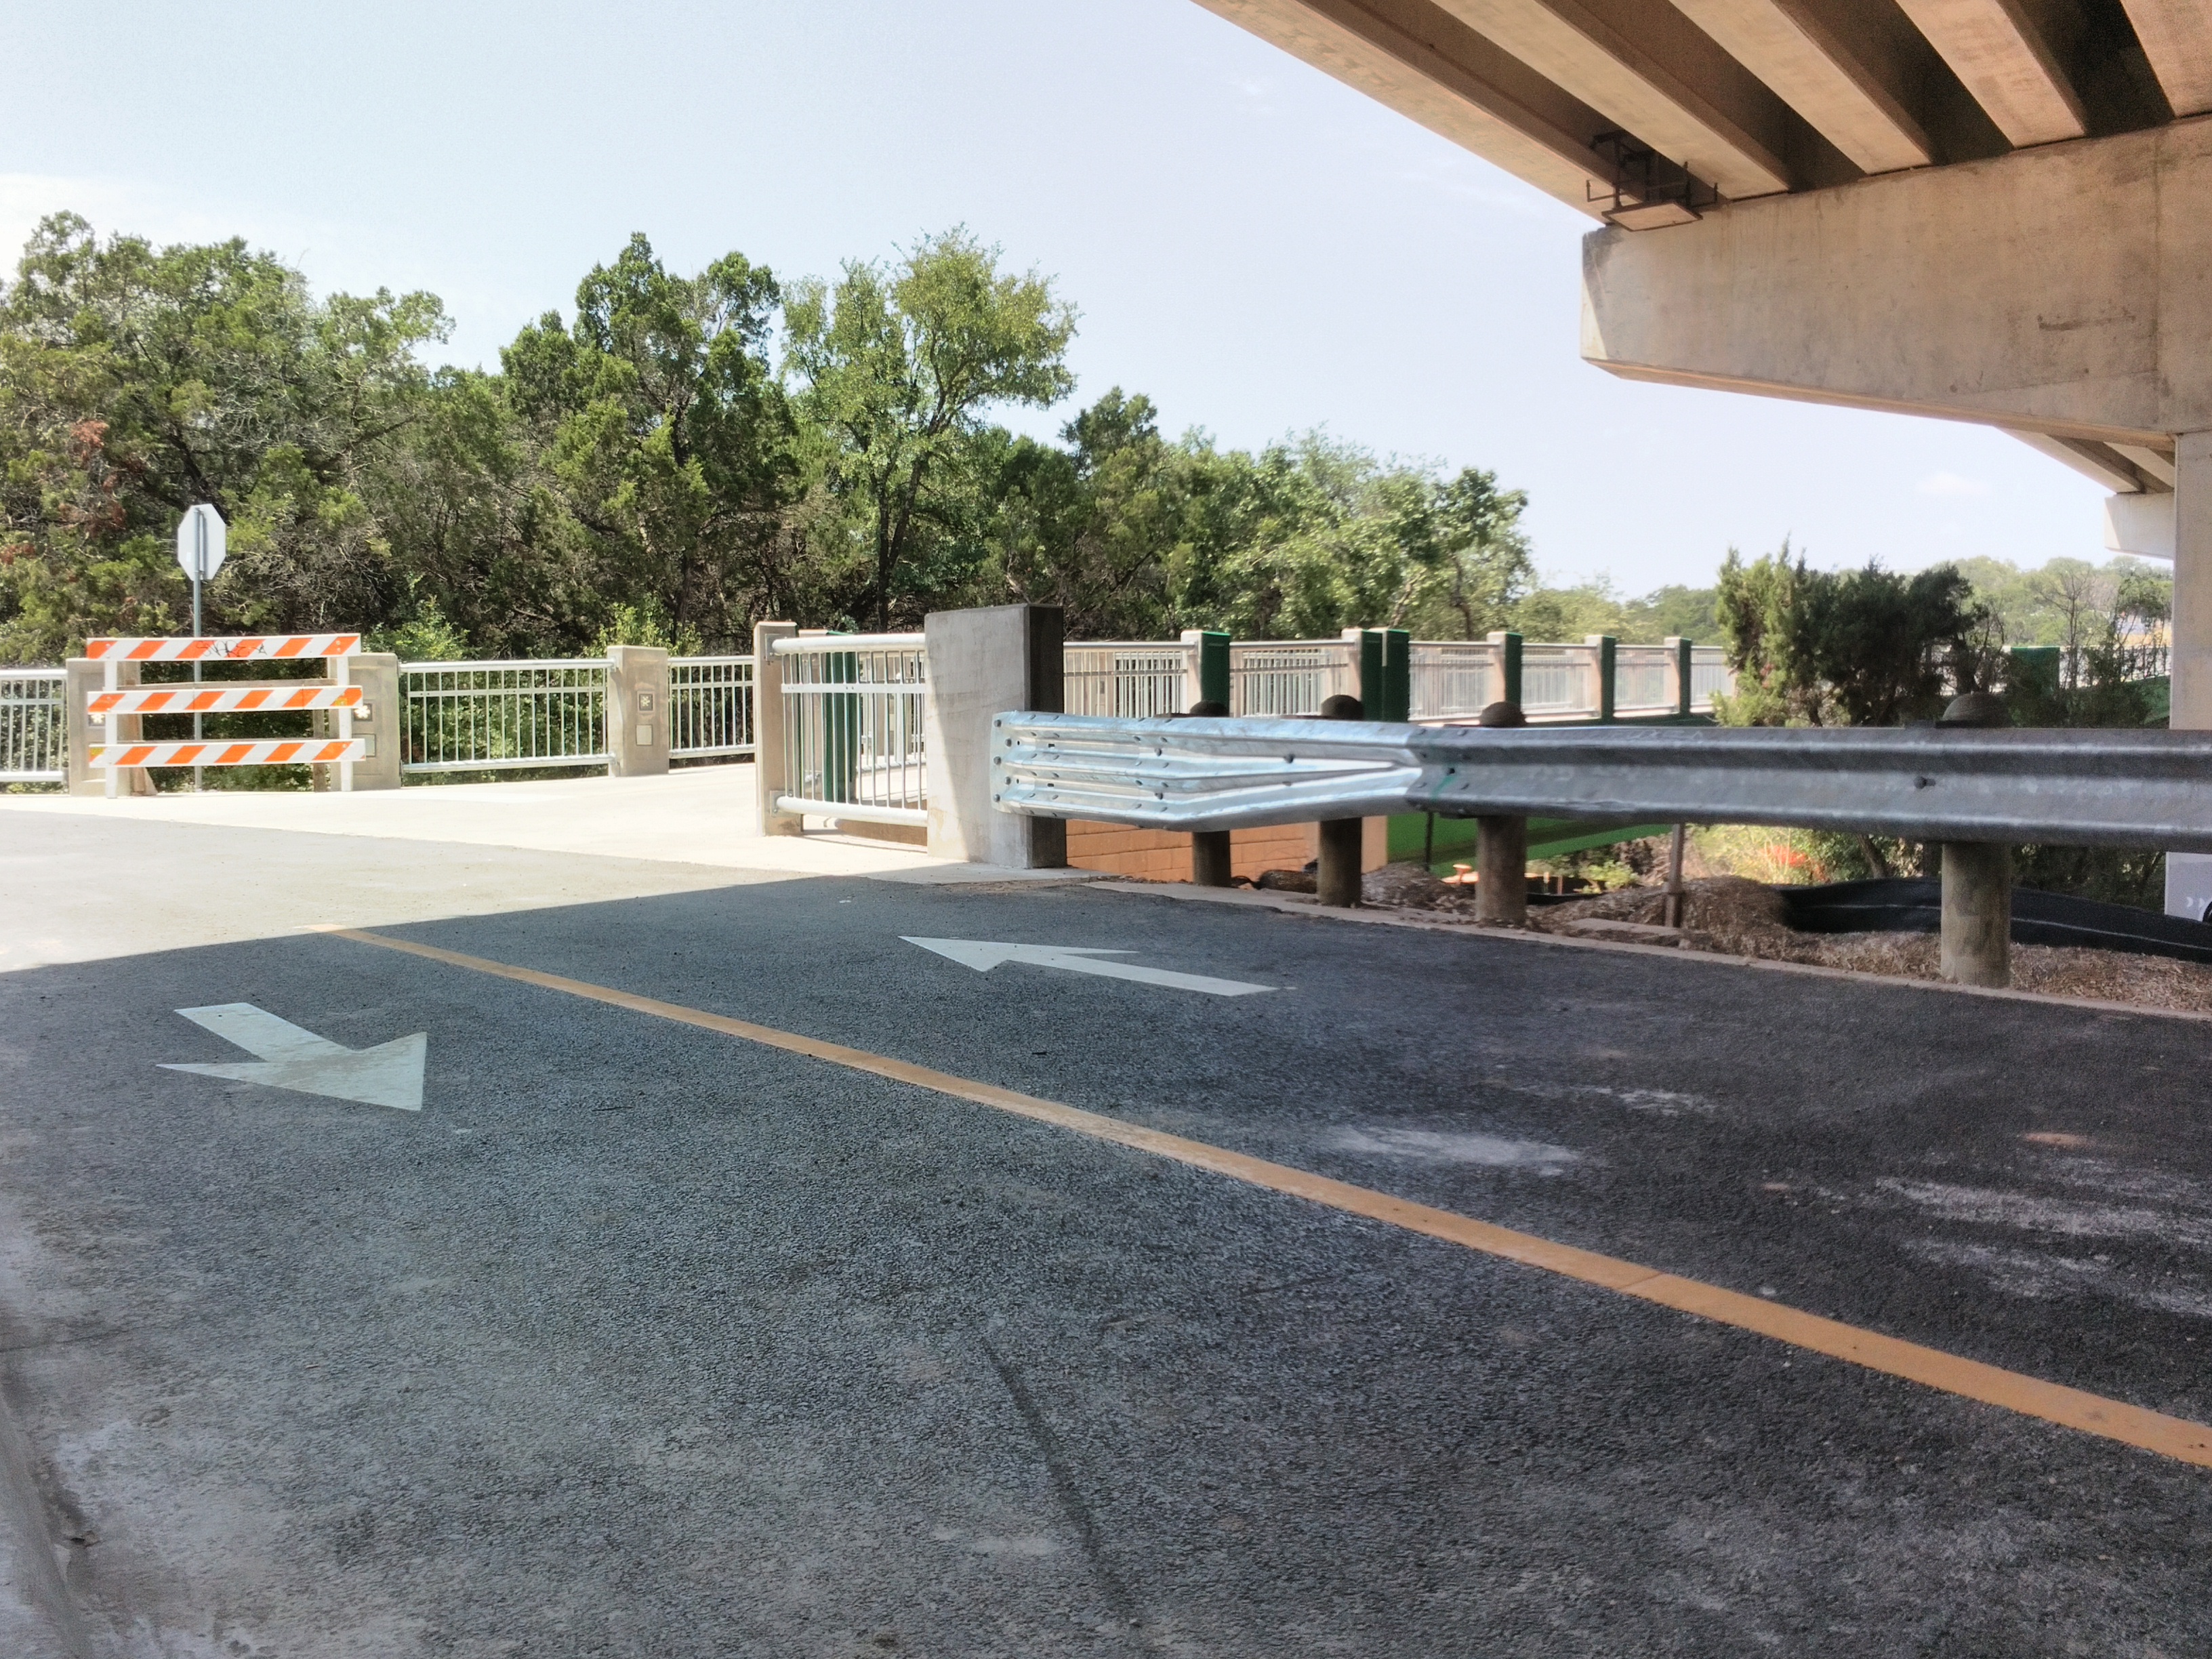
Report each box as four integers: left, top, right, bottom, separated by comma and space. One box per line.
771, 633, 928, 825
1, 670, 66, 783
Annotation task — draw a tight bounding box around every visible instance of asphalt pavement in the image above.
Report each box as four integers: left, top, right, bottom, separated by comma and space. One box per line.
3, 812, 2211, 1656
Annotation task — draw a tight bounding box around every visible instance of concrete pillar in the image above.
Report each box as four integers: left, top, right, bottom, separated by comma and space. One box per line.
928, 604, 1067, 867
1941, 842, 2013, 989
2167, 434, 2212, 918
313, 653, 402, 791
606, 645, 671, 778
752, 622, 802, 836
65, 659, 150, 797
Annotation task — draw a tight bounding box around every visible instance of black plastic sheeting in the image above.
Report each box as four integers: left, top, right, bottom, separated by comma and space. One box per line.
1777, 878, 2212, 965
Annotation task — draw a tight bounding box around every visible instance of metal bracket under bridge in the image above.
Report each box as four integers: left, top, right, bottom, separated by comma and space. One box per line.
991, 713, 2212, 852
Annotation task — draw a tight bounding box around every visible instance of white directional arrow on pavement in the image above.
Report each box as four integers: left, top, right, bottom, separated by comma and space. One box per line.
901, 938, 1273, 997
161, 1003, 426, 1111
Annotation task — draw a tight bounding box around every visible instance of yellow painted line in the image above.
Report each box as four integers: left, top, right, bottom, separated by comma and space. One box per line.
327, 924, 2212, 1472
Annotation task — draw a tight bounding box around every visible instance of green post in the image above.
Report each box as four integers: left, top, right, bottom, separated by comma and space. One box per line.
1490, 630, 1523, 709
1358, 629, 1384, 718
1382, 628, 1410, 722
827, 647, 859, 804
1594, 634, 1618, 723
1197, 630, 1231, 710
1673, 635, 1694, 717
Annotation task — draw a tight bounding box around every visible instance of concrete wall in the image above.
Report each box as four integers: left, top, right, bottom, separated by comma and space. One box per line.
751, 623, 803, 836
312, 653, 402, 792
606, 646, 670, 778
1582, 115, 2212, 445
923, 605, 1067, 868
64, 660, 150, 796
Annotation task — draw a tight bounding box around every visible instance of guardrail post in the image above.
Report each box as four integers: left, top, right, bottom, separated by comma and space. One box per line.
606, 645, 671, 777
1315, 693, 1364, 906
938, 603, 1067, 866
1487, 630, 1522, 708
1667, 635, 1693, 717
1589, 634, 1618, 722
1936, 691, 2012, 987
1187, 683, 1235, 886
753, 622, 803, 836
1474, 699, 1529, 924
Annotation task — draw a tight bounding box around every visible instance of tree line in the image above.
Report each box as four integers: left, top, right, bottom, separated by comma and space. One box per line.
0, 215, 1536, 663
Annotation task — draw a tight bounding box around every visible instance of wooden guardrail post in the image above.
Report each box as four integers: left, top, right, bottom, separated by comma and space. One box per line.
1936, 691, 2012, 987
1315, 693, 1365, 906
1475, 699, 1529, 926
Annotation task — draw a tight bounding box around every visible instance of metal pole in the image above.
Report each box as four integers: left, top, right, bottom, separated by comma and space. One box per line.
190, 519, 204, 792
1664, 823, 1687, 928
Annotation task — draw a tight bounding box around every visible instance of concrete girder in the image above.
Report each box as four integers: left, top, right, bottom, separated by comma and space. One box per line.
1191, 0, 1640, 216
1424, 0, 1815, 197
1580, 117, 2212, 445
1666, 0, 1935, 173
2121, 0, 2212, 117
1889, 0, 2088, 146
2011, 432, 2169, 494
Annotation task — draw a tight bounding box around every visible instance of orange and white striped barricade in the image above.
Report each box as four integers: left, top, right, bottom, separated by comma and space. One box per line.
84, 634, 364, 797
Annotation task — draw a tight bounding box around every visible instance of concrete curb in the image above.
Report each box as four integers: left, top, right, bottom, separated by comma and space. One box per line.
1090, 878, 2212, 1028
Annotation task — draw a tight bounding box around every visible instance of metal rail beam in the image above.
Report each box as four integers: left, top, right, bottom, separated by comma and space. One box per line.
991, 713, 2212, 851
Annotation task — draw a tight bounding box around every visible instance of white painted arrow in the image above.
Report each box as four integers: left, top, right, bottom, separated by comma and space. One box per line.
901, 938, 1273, 997
161, 1004, 426, 1112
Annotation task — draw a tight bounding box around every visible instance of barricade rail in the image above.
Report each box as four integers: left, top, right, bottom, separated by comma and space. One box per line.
989, 712, 2212, 851
88, 635, 362, 794
772, 634, 928, 825
1, 670, 66, 783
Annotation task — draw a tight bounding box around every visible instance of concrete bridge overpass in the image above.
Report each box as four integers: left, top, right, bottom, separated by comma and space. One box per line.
1197, 0, 2212, 903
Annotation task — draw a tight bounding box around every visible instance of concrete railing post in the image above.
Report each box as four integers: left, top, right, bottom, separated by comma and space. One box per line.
936, 603, 1067, 867
66, 658, 151, 796
1473, 699, 1529, 925
1666, 635, 1693, 717
314, 653, 402, 791
1315, 693, 1364, 907
605, 645, 671, 777
1936, 691, 2013, 987
752, 621, 802, 836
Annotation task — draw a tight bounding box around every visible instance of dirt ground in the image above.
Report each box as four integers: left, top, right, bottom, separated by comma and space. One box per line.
1353, 865, 2212, 1017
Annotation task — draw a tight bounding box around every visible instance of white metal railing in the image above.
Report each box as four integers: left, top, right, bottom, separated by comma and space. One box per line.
1231, 640, 1355, 716
773, 634, 928, 825
668, 656, 756, 759
1520, 644, 1596, 719
1692, 648, 1733, 706
1614, 643, 1676, 716
1408, 643, 1498, 720
1, 670, 66, 782
401, 659, 610, 773
1064, 644, 1189, 718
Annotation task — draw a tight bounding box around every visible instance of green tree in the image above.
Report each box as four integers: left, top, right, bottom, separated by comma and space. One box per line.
499, 234, 794, 652
785, 229, 1076, 629
0, 213, 447, 660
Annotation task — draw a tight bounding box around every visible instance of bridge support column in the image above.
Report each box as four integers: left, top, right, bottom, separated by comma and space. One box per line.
2167, 435, 2212, 919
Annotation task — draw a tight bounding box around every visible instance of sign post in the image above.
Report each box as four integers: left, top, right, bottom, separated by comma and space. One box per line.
174, 505, 227, 791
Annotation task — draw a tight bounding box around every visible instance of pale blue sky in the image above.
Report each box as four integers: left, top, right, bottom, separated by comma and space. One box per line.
1, 0, 2108, 592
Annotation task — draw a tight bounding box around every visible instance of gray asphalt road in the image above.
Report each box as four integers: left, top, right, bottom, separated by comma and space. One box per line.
5, 847, 2211, 1656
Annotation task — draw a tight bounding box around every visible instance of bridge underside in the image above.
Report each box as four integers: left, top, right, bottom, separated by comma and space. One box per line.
1195, 0, 2212, 910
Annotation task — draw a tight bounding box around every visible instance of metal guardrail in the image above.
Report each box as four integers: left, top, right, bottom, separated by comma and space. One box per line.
990, 713, 2212, 850
401, 659, 610, 773
772, 634, 928, 825
1, 670, 66, 783
668, 656, 756, 759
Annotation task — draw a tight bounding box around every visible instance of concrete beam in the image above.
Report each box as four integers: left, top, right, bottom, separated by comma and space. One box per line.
2105, 491, 2177, 558
2121, 0, 2212, 118
1668, 0, 1934, 172
1191, 0, 1635, 216
1581, 117, 2212, 444
1890, 0, 2086, 147
2010, 431, 2163, 493
1428, 0, 1810, 197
